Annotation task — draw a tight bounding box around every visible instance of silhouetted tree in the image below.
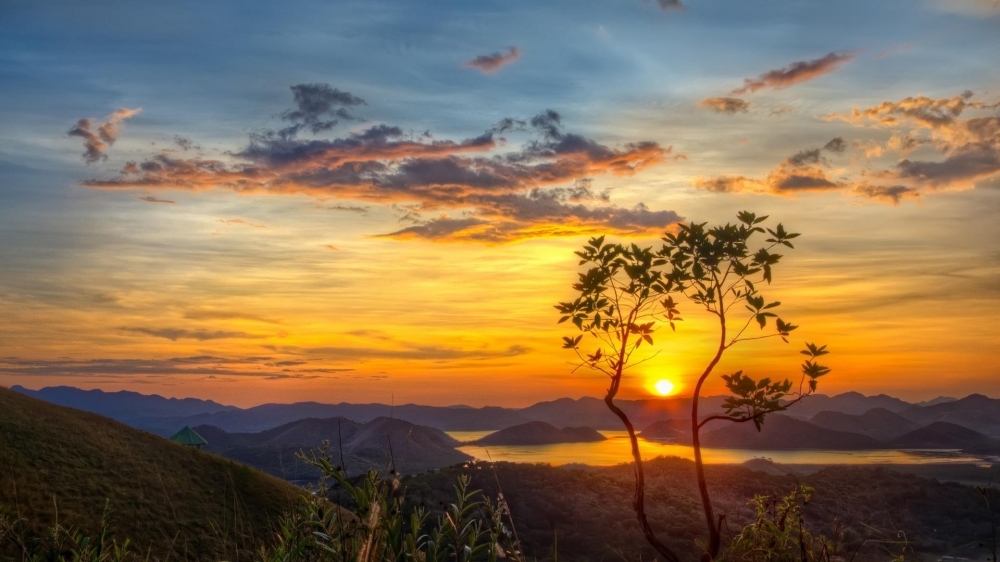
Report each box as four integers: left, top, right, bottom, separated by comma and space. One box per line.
556, 211, 831, 561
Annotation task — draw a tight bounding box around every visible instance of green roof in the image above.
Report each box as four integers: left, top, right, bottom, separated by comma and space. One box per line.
169, 426, 208, 446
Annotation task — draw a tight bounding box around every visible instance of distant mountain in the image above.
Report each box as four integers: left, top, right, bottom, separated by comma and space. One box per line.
0, 386, 301, 559
197, 416, 472, 480
809, 408, 920, 441
889, 421, 1000, 453
9, 384, 236, 427
638, 419, 691, 443
520, 396, 731, 430
898, 394, 1000, 437
915, 396, 957, 407
778, 392, 913, 419
473, 421, 606, 446
699, 414, 885, 450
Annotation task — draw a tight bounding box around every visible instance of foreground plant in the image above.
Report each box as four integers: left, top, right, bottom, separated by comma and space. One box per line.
556, 211, 831, 561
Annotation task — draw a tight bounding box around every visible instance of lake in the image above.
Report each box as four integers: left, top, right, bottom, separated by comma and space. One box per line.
446, 430, 990, 466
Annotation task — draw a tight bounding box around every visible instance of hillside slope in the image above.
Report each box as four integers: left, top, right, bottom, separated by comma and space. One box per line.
198, 416, 472, 480
0, 386, 302, 560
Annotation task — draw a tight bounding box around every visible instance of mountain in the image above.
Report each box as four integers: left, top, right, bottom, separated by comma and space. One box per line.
915, 396, 957, 407
638, 419, 691, 443
520, 396, 731, 430
898, 394, 1000, 437
472, 421, 606, 446
9, 384, 236, 427
809, 408, 920, 441
197, 416, 472, 480
889, 421, 1000, 452
699, 414, 886, 450
778, 392, 913, 419
0, 386, 301, 559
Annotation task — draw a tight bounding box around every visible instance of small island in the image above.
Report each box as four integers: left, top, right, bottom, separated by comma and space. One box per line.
472, 421, 606, 446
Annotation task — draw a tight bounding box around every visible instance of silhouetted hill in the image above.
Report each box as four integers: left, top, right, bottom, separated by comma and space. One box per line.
809, 408, 920, 441
9, 384, 236, 427
0, 386, 301, 559
889, 421, 1000, 452
472, 421, 606, 446
899, 394, 1000, 437
778, 391, 913, 419
638, 419, 691, 443
197, 416, 472, 480
700, 414, 885, 450
520, 396, 732, 429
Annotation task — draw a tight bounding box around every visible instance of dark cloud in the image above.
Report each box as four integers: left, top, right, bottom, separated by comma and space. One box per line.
305, 344, 531, 361
183, 309, 282, 324
325, 204, 369, 214
0, 356, 337, 379
67, 108, 141, 163
854, 184, 920, 205
138, 195, 175, 204
278, 84, 366, 138
823, 137, 847, 153
787, 148, 825, 167
698, 97, 750, 114
655, 0, 686, 10
82, 93, 681, 242
173, 136, 196, 151
463, 47, 521, 73
896, 144, 1000, 187
120, 327, 266, 341
732, 52, 856, 95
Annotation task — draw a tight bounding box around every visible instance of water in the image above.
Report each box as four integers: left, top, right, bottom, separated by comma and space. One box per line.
446, 430, 987, 467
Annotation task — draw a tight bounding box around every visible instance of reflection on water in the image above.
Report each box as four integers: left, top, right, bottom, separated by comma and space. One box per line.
446, 430, 985, 466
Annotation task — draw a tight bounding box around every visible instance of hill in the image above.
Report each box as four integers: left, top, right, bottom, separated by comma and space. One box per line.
638, 419, 691, 443
0, 386, 303, 560
899, 394, 1000, 437
777, 391, 913, 419
197, 416, 472, 480
889, 421, 1000, 452
809, 407, 920, 441
472, 421, 607, 446
699, 414, 885, 450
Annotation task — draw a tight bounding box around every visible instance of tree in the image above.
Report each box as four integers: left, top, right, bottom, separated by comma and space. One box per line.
555, 211, 832, 561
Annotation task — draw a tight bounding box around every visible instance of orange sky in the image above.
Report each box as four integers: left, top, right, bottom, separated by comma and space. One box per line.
1, 1, 998, 407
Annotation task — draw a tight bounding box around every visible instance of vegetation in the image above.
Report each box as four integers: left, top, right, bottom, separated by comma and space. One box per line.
556, 212, 831, 560
0, 386, 303, 560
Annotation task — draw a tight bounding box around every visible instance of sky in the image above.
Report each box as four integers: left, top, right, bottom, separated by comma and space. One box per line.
0, 0, 998, 407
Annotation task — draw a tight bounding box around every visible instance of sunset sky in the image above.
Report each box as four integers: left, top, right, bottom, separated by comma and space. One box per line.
1, 0, 998, 407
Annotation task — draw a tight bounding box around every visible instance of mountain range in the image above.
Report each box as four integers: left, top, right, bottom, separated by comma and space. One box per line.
9, 385, 1000, 455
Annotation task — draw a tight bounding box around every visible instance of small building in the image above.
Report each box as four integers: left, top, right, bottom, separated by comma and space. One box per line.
169, 426, 208, 449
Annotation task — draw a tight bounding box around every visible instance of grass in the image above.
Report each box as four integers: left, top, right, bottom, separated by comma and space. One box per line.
0, 386, 304, 560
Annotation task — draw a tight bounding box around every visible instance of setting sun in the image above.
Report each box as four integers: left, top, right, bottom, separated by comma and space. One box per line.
653, 379, 676, 397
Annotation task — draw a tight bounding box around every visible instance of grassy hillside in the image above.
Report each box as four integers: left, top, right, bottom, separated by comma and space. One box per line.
0, 386, 304, 560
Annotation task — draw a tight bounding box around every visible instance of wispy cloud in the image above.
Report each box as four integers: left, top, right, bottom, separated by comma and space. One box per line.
732, 52, 856, 95
463, 47, 521, 73
67, 108, 141, 163
138, 195, 176, 204
120, 327, 267, 341
698, 97, 750, 114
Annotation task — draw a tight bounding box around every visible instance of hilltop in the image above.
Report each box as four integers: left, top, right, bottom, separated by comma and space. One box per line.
197, 416, 472, 480
472, 421, 606, 446
0, 386, 303, 560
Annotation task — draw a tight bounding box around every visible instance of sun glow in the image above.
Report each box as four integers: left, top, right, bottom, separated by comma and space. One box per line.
653, 379, 676, 397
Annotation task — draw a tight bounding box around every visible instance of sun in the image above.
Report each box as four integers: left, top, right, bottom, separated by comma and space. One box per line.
653, 379, 675, 397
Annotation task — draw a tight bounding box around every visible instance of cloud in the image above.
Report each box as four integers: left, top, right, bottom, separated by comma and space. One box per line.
173, 136, 196, 151
277, 83, 366, 138
305, 344, 531, 361
0, 355, 337, 379
138, 195, 175, 204
219, 218, 267, 228
463, 47, 521, 73
81, 87, 682, 243
120, 327, 267, 341
67, 107, 141, 163
699, 97, 750, 114
325, 204, 369, 214
854, 184, 920, 205
655, 0, 686, 10
830, 91, 1000, 190
732, 52, 856, 95
693, 142, 845, 195
182, 309, 282, 324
